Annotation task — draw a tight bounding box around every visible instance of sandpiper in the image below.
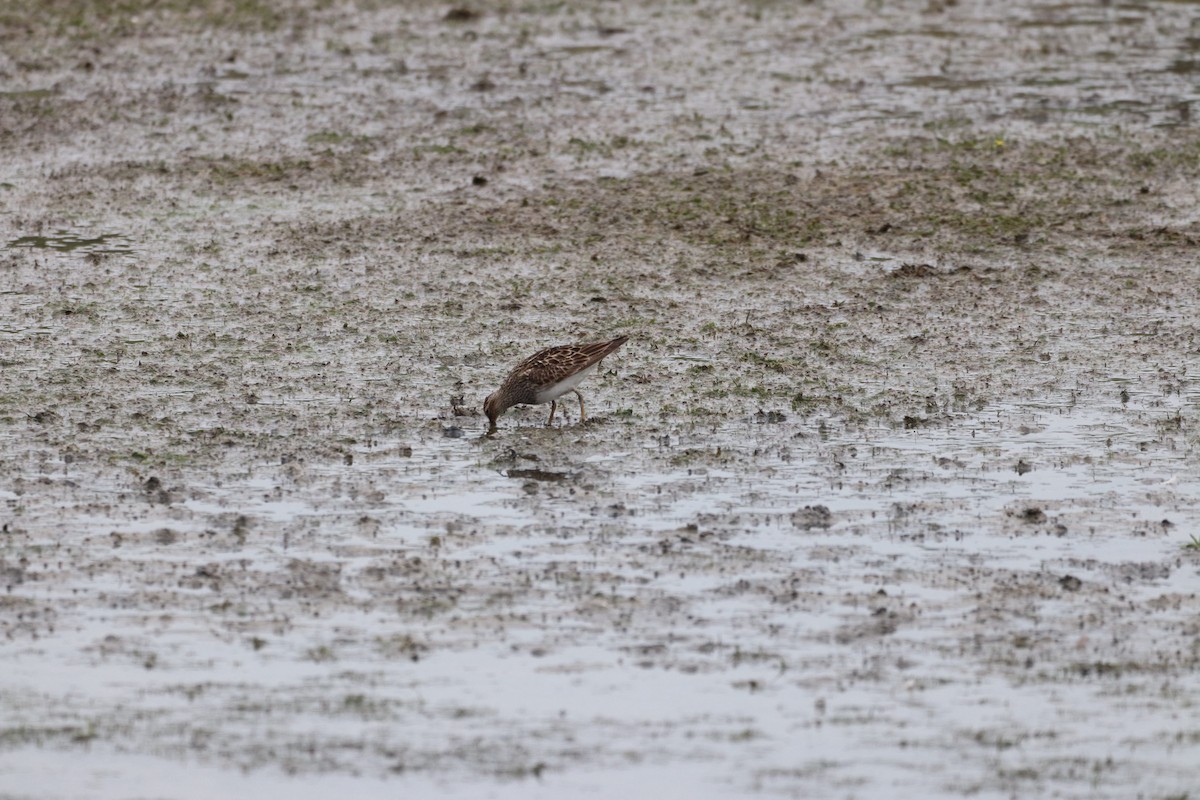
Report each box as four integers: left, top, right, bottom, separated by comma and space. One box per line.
484, 336, 628, 429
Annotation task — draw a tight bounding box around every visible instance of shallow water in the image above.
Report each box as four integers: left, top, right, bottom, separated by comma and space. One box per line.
3, 385, 1197, 798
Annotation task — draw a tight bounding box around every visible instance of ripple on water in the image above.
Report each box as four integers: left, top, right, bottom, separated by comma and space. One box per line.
7, 230, 134, 255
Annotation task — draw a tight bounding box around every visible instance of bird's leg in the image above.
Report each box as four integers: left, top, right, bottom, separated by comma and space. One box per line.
573, 390, 586, 422
546, 400, 557, 427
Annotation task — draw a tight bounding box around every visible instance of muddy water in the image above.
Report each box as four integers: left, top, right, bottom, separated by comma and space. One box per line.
2, 0, 1199, 798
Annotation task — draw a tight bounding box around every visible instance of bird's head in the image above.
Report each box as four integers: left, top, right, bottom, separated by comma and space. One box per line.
483, 392, 503, 428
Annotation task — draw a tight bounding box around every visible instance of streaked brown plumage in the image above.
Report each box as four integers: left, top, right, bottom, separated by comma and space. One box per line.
484, 336, 628, 429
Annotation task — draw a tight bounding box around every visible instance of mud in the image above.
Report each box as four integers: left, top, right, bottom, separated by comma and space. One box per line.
1, 1, 1199, 798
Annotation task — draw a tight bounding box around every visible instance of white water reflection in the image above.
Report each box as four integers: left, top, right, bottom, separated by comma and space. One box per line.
2, 386, 1197, 800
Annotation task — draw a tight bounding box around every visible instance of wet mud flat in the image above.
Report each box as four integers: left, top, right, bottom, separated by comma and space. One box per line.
2, 0, 1199, 797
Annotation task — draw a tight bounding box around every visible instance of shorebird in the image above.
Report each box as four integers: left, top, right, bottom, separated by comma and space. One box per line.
483, 336, 628, 430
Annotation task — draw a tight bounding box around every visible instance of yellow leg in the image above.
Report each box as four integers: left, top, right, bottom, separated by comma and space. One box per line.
546, 400, 557, 426
574, 390, 586, 422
